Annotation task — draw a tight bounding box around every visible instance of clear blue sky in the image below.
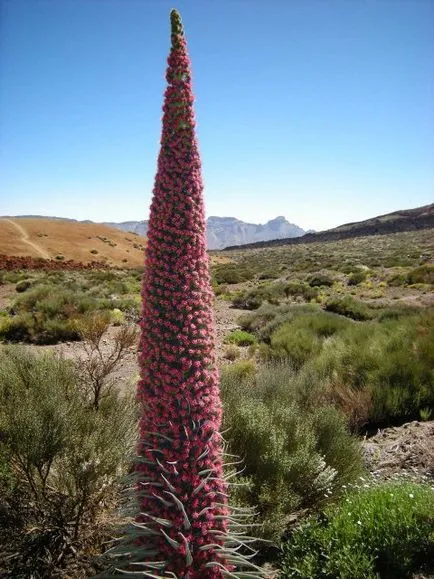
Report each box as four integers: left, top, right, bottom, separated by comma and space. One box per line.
1, 0, 433, 231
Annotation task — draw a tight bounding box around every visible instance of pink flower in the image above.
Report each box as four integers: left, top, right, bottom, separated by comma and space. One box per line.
135, 9, 229, 578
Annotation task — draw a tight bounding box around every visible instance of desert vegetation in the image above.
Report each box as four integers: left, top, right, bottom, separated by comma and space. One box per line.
0, 339, 137, 577
1, 231, 433, 576
280, 479, 434, 578
0, 269, 141, 344
1, 228, 433, 576
1, 4, 433, 577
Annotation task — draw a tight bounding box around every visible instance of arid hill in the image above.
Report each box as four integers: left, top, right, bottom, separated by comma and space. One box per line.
224, 203, 434, 250
0, 218, 147, 267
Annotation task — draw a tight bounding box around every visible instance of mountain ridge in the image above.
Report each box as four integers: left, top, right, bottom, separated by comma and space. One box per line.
223, 203, 434, 250
105, 216, 307, 249
2, 203, 432, 254
1, 215, 308, 251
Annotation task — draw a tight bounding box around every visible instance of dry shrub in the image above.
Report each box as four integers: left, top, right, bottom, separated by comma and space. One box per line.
324, 379, 372, 432
74, 313, 138, 409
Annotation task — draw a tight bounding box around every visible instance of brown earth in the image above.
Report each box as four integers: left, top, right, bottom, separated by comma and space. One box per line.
0, 218, 147, 267
363, 420, 434, 483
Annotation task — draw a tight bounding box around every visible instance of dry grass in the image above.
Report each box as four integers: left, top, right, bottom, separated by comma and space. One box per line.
0, 218, 147, 267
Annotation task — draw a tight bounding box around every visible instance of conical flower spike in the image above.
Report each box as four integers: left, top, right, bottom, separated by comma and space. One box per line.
108, 10, 269, 579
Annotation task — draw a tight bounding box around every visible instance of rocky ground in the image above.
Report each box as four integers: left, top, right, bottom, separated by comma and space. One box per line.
363, 420, 434, 484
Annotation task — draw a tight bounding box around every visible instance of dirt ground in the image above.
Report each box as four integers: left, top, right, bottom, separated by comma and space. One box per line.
363, 420, 434, 483
0, 283, 15, 310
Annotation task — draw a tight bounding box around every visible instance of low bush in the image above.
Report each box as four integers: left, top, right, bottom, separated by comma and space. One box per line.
386, 271, 407, 286
232, 288, 265, 310
2, 271, 29, 283
239, 301, 434, 427
224, 329, 257, 346
221, 363, 364, 540
308, 273, 334, 287
212, 263, 255, 284
296, 309, 434, 426
221, 359, 256, 382
0, 346, 137, 577
374, 303, 419, 321
270, 324, 322, 369
348, 269, 368, 286
238, 303, 312, 335
280, 480, 434, 578
407, 264, 434, 285
265, 311, 350, 369
15, 279, 32, 293
258, 268, 280, 280
213, 283, 228, 296
285, 280, 319, 301
223, 345, 240, 360
0, 273, 141, 343
231, 282, 288, 310
324, 296, 374, 321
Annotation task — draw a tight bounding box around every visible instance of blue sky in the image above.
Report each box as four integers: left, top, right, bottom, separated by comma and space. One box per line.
0, 0, 433, 231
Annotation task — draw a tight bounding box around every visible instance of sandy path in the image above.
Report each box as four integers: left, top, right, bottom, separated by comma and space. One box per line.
3, 218, 51, 259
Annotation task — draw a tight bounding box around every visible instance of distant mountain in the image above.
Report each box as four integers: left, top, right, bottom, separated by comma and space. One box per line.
224, 203, 434, 250
106, 216, 307, 249
105, 220, 149, 237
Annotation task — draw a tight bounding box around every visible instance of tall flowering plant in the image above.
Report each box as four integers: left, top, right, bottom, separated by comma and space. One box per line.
112, 9, 267, 579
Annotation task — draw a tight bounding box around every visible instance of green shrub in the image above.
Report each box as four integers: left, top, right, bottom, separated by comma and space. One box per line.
308, 273, 334, 287
407, 264, 434, 285
374, 303, 419, 321
221, 363, 363, 540
296, 310, 434, 426
111, 307, 125, 326
238, 303, 317, 339
386, 271, 407, 286
238, 301, 434, 427
212, 263, 254, 284
2, 271, 28, 283
213, 283, 228, 296
285, 280, 319, 301
258, 268, 280, 280
232, 288, 264, 310
270, 324, 322, 369
221, 359, 256, 382
280, 481, 434, 578
0, 346, 137, 576
369, 312, 434, 422
324, 296, 373, 321
232, 282, 289, 310
348, 269, 368, 286
224, 329, 257, 346
1, 277, 141, 343
263, 310, 350, 368
15, 279, 32, 293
